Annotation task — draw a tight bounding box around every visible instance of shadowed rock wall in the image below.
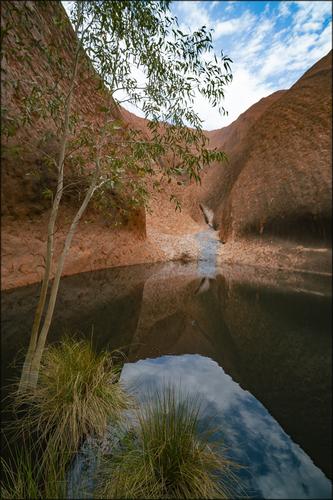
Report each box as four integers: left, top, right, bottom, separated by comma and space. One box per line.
195, 52, 332, 246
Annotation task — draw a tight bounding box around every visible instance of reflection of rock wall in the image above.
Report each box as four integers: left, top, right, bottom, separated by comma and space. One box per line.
126, 269, 332, 479
127, 270, 240, 379
1, 264, 148, 401
2, 262, 331, 479
120, 354, 332, 499
220, 280, 332, 479
128, 270, 214, 361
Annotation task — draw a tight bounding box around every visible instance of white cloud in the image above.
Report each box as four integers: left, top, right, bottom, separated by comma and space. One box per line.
214, 11, 256, 38
63, 0, 332, 130
171, 1, 331, 129
293, 1, 332, 33
236, 17, 275, 60
225, 1, 237, 13
175, 63, 274, 130
209, 1, 331, 130
174, 1, 211, 32
218, 65, 274, 127
279, 2, 293, 18
258, 19, 332, 80
302, 20, 323, 32
209, 1, 220, 11
278, 2, 292, 18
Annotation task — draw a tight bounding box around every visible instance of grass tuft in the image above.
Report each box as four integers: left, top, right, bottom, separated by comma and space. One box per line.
12, 336, 132, 455
0, 440, 67, 499
96, 386, 239, 499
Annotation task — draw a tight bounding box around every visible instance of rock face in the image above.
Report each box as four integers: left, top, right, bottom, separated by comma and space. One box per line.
1, 1, 332, 290
1, 0, 205, 290
196, 52, 332, 246
2, 1, 122, 216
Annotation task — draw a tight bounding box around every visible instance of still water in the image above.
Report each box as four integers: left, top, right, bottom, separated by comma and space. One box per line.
121, 354, 330, 499
1, 239, 332, 498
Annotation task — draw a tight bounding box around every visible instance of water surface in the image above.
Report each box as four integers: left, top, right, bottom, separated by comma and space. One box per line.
121, 354, 331, 499
1, 248, 332, 498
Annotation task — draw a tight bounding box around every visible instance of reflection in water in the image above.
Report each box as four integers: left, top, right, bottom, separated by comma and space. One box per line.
2, 256, 332, 498
124, 266, 332, 481
195, 229, 220, 278
121, 354, 332, 499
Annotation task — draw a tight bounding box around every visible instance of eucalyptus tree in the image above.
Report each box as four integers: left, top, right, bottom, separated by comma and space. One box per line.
10, 0, 233, 391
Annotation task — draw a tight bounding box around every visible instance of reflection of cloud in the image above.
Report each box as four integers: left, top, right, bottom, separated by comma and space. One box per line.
122, 355, 239, 411
121, 354, 332, 499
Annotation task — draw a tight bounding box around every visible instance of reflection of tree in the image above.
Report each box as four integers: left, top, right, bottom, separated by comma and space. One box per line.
2, 262, 331, 478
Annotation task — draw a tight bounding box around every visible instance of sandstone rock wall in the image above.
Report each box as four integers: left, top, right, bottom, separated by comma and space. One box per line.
194, 52, 332, 246
1, 0, 199, 226
1, 2, 116, 214
1, 1, 204, 290
2, 1, 331, 290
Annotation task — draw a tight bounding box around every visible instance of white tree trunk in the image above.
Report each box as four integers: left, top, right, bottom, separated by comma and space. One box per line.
27, 172, 98, 390
20, 1, 112, 390
18, 25, 83, 393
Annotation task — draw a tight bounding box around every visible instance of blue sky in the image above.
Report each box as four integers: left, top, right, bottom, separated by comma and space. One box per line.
63, 1, 332, 130
171, 1, 332, 128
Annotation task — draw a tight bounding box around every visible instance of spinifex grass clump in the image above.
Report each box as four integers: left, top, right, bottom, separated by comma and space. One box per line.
96, 387, 238, 499
13, 336, 132, 455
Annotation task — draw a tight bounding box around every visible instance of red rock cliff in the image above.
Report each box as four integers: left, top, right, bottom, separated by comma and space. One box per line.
196, 52, 332, 245
1, 0, 204, 290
